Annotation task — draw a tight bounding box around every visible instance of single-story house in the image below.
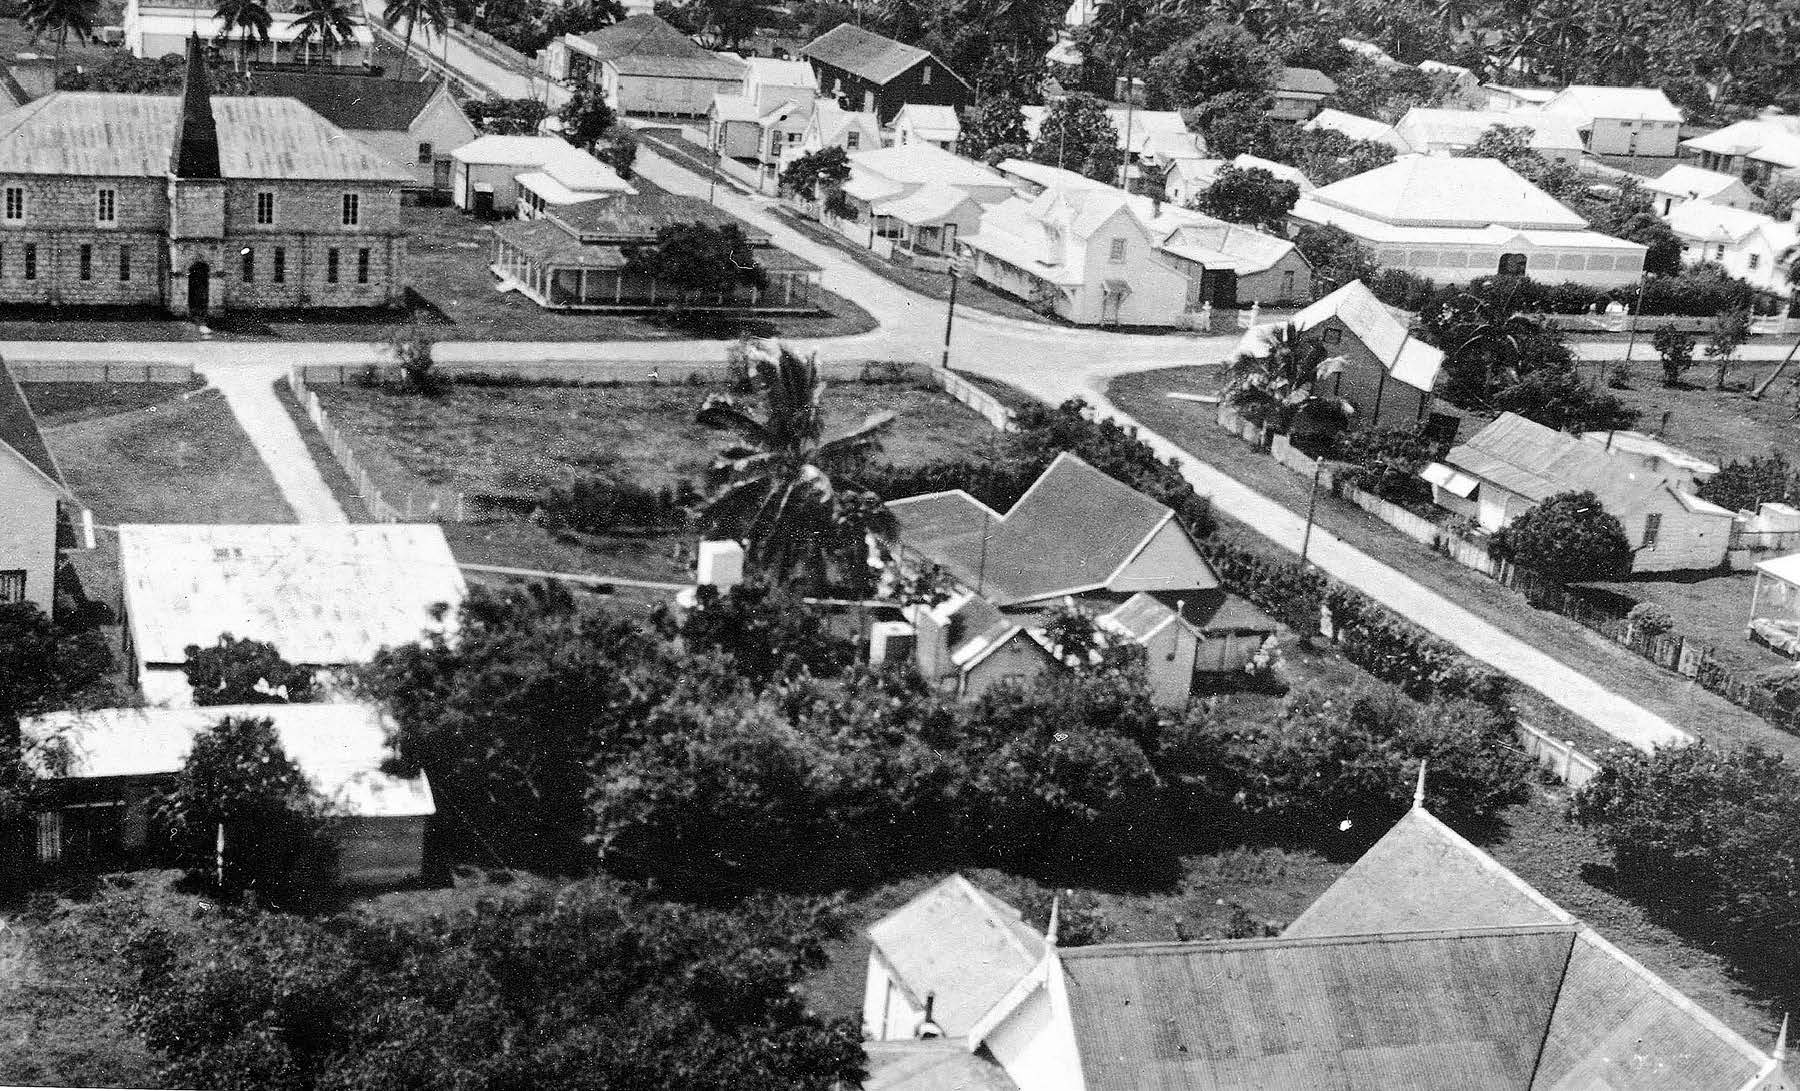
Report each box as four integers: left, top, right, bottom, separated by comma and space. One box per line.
891, 103, 960, 151
889, 452, 1275, 704
1269, 66, 1337, 122
1683, 115, 1800, 186
248, 72, 478, 194
1430, 411, 1735, 572
1539, 84, 1684, 157
491, 188, 822, 310
827, 143, 1013, 264
544, 14, 745, 117
0, 358, 71, 616
1665, 201, 1798, 295
1164, 153, 1313, 207
116, 523, 468, 706
1645, 163, 1760, 216
706, 56, 817, 184
865, 799, 1787, 1090
450, 135, 634, 216
1391, 106, 1585, 164
801, 23, 972, 127
1238, 278, 1444, 429
21, 703, 434, 887
1288, 156, 1648, 287
1302, 108, 1409, 151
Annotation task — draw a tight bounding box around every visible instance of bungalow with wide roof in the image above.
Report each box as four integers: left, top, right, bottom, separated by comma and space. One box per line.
543, 14, 744, 118
248, 71, 477, 193
1646, 163, 1759, 216
824, 143, 1013, 268
22, 703, 434, 886
0, 358, 72, 615
801, 24, 971, 126
1684, 114, 1800, 186
860, 782, 1794, 1090
888, 452, 1274, 703
491, 187, 821, 310
116, 522, 468, 706
1430, 411, 1735, 571
1539, 84, 1684, 157
1237, 278, 1445, 429
1391, 106, 1584, 164
1288, 156, 1647, 287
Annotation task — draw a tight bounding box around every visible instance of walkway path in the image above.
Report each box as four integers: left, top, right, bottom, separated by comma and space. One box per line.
201, 364, 346, 524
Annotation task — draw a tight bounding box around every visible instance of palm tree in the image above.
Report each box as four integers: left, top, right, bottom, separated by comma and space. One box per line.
292, 0, 357, 64
19, 0, 98, 72
383, 0, 449, 69
1433, 288, 1546, 403
695, 340, 897, 590
214, 0, 272, 70
1225, 323, 1347, 435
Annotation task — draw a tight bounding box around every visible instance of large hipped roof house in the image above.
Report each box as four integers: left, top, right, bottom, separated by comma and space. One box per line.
860, 792, 1793, 1090
544, 14, 744, 118
1289, 156, 1647, 287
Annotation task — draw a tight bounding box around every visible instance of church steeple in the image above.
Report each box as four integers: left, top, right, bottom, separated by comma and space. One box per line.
170, 35, 221, 180
1413, 758, 1429, 810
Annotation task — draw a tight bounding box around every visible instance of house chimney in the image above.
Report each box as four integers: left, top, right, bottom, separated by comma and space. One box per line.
917, 993, 944, 1039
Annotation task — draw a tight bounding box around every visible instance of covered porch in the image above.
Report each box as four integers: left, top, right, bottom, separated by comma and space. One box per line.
491, 225, 822, 312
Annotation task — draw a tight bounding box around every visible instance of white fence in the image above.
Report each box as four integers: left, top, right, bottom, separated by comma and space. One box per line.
1516, 720, 1603, 788
288, 369, 467, 523
931, 366, 1016, 431
1545, 313, 1798, 336
8, 361, 196, 383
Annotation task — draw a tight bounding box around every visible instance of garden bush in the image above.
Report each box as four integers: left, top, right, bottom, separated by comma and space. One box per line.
538, 475, 694, 535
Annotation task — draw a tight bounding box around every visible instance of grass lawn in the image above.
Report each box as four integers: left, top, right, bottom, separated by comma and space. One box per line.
1602, 370, 1800, 469
1106, 366, 1800, 760
305, 372, 1004, 575
1581, 568, 1794, 677
34, 383, 294, 525
0, 185, 876, 343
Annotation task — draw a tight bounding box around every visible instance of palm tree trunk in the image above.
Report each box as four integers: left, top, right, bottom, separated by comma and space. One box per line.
400, 12, 415, 66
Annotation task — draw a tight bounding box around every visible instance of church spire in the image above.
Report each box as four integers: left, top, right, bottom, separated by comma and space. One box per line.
1777, 1014, 1789, 1064
1045, 895, 1060, 948
170, 35, 221, 180
1413, 758, 1429, 810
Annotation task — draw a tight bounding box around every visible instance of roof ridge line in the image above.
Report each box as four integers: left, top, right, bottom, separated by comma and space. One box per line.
1057, 921, 1584, 958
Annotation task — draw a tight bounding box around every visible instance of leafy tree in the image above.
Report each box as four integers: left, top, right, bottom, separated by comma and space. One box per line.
624, 221, 767, 307
19, 0, 97, 70
1293, 223, 1374, 292
960, 95, 1030, 164
1027, 92, 1123, 183
693, 340, 896, 589
1327, 56, 1443, 121
291, 0, 356, 61
599, 130, 638, 179
558, 84, 616, 152
182, 633, 316, 706
1286, 126, 1396, 186
0, 601, 113, 729
463, 95, 547, 135
1225, 322, 1349, 438
1192, 165, 1300, 231
1332, 426, 1439, 502
157, 715, 336, 904
1652, 326, 1697, 386
540, 0, 625, 41
1763, 176, 1800, 220
1189, 89, 1281, 158
689, 0, 762, 48
122, 883, 868, 1090
214, 0, 273, 70
1144, 24, 1277, 110
1489, 364, 1640, 433
1706, 307, 1753, 390
778, 145, 850, 197
1490, 490, 1634, 581
1697, 453, 1796, 512
382, 0, 449, 67
676, 581, 857, 681
384, 320, 439, 392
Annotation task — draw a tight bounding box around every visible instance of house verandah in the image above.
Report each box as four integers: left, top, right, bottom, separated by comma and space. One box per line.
489, 220, 823, 312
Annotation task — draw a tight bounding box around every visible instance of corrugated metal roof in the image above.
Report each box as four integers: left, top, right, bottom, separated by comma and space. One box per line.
579, 14, 744, 80
869, 874, 1046, 1037
874, 182, 976, 225
1289, 279, 1445, 392
1309, 157, 1590, 230
0, 357, 62, 487
887, 452, 1217, 606
1447, 412, 1697, 513
853, 142, 1006, 188
865, 1039, 1018, 1090
21, 703, 434, 818
1278, 65, 1338, 96
0, 91, 411, 180
802, 23, 931, 85
249, 71, 443, 133
117, 523, 467, 667
1059, 925, 1578, 1090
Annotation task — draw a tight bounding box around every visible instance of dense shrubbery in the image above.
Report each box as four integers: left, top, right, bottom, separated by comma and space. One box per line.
1323, 585, 1515, 710
1330, 426, 1440, 503
1697, 453, 1798, 513
1490, 491, 1635, 583
538, 475, 694, 535
121, 881, 865, 1091
181, 633, 316, 706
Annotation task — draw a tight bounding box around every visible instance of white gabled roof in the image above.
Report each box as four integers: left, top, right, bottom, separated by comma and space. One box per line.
850, 142, 1006, 188
1665, 201, 1775, 244
1645, 164, 1754, 202
1289, 279, 1444, 391
893, 102, 961, 140
1543, 84, 1683, 123
1392, 107, 1584, 155
1304, 108, 1407, 150
22, 703, 435, 819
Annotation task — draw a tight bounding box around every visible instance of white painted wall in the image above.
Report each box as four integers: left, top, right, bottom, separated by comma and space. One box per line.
0, 450, 58, 615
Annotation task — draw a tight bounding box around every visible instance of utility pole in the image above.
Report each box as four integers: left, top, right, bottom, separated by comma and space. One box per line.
1298, 454, 1324, 565
1621, 274, 1648, 370
941, 260, 961, 370
708, 132, 720, 206
1118, 54, 1135, 192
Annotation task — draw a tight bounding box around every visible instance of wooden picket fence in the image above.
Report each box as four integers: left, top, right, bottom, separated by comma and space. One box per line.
289, 369, 468, 524
931, 366, 1015, 431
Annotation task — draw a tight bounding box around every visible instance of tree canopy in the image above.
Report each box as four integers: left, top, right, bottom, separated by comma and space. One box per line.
1027, 92, 1123, 183
1191, 165, 1301, 231
182, 633, 316, 706
1490, 490, 1634, 582
624, 221, 767, 306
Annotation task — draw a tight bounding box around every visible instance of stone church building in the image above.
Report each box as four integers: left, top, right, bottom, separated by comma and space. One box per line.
0, 38, 409, 317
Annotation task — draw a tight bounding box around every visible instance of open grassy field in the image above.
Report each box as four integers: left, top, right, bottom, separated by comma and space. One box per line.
304, 372, 1004, 575
34, 384, 293, 525
1107, 365, 1800, 759
1606, 370, 1800, 469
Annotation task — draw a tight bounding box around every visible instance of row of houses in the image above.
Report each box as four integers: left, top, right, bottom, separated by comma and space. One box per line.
860, 794, 1796, 1089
